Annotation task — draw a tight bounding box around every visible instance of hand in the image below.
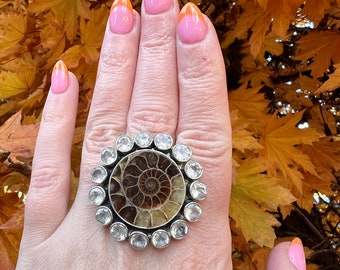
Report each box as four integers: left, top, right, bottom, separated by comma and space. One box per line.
16, 0, 306, 269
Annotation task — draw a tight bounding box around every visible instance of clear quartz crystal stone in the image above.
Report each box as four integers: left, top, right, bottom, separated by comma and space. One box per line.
151, 230, 170, 249
184, 160, 203, 180
110, 222, 128, 241
170, 220, 188, 239
189, 181, 207, 200
172, 144, 192, 162
116, 135, 134, 152
100, 147, 117, 165
91, 166, 107, 184
135, 131, 153, 148
154, 133, 173, 150
89, 186, 106, 205
184, 202, 202, 222
95, 206, 113, 225
129, 231, 149, 250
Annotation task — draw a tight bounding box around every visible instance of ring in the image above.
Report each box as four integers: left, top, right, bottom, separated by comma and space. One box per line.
88, 131, 207, 250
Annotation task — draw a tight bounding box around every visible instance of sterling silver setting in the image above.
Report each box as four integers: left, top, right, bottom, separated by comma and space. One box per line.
89, 131, 207, 250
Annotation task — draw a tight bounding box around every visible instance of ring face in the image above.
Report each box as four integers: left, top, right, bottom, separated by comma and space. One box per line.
89, 131, 207, 250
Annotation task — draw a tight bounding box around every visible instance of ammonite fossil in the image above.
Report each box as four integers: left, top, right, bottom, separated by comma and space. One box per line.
89, 131, 207, 250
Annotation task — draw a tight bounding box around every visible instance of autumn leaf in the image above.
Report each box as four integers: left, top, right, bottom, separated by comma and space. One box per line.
301, 0, 330, 27
0, 111, 39, 160
259, 110, 321, 193
28, 0, 89, 42
315, 63, 340, 93
294, 31, 340, 77
0, 12, 26, 51
230, 158, 295, 247
61, 6, 108, 68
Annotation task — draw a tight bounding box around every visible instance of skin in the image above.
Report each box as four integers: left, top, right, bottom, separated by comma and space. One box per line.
16, 1, 303, 269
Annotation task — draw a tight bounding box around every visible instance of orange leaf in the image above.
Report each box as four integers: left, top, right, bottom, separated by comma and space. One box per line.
302, 0, 330, 27
0, 111, 39, 159
0, 12, 26, 51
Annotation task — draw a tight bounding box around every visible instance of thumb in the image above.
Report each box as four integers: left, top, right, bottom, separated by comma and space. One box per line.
266, 238, 306, 270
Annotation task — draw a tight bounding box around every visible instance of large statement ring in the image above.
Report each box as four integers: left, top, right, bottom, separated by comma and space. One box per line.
88, 131, 207, 250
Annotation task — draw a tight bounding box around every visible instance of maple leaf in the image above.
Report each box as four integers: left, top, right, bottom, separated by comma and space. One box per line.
0, 111, 39, 160
302, 0, 330, 27
230, 158, 295, 247
294, 31, 340, 77
61, 6, 108, 68
231, 110, 263, 152
315, 63, 340, 93
229, 84, 270, 134
28, 0, 89, 42
0, 53, 38, 99
259, 110, 321, 193
0, 12, 26, 51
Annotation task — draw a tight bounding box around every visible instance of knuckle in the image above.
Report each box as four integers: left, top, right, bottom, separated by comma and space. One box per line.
128, 107, 177, 134
30, 162, 64, 191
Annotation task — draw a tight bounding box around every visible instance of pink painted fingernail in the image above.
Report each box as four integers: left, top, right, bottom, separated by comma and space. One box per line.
178, 3, 207, 44
144, 0, 172, 15
51, 60, 69, 94
109, 0, 134, 34
288, 238, 306, 270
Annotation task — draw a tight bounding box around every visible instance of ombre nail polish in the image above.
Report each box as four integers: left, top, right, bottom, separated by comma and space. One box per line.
178, 3, 207, 44
109, 0, 134, 34
288, 238, 306, 270
51, 60, 69, 94
144, 0, 172, 15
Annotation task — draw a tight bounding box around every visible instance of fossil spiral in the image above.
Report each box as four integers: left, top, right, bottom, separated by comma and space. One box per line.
109, 149, 186, 229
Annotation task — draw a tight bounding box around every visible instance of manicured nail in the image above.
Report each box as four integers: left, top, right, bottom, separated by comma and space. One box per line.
178, 3, 207, 44
288, 238, 306, 270
144, 0, 172, 15
51, 60, 69, 94
109, 0, 134, 34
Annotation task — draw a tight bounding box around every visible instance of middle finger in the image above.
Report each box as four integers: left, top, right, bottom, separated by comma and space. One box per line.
127, 0, 179, 136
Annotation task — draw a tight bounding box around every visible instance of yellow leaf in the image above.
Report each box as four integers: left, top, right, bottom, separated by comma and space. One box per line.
229, 84, 270, 134
29, 0, 89, 42
249, 12, 271, 57
0, 111, 39, 159
230, 192, 280, 247
0, 12, 26, 51
294, 31, 340, 77
61, 6, 108, 67
259, 111, 321, 193
231, 110, 263, 152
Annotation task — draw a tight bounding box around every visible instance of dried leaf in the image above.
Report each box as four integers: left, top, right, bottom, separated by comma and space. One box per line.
0, 12, 26, 51
302, 0, 330, 27
0, 111, 39, 159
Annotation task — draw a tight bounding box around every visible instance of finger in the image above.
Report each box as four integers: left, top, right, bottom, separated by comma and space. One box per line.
23, 61, 79, 244
81, 0, 140, 184
127, 0, 179, 135
176, 4, 232, 212
266, 238, 306, 270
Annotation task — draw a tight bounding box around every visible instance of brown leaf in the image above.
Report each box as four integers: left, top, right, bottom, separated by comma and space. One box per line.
0, 111, 39, 159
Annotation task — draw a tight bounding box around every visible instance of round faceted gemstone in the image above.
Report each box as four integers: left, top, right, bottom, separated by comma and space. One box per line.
110, 222, 128, 241
135, 131, 153, 148
129, 231, 149, 250
172, 144, 192, 162
170, 219, 188, 239
101, 147, 118, 165
154, 133, 173, 150
116, 135, 134, 153
184, 160, 203, 180
91, 166, 108, 184
89, 186, 106, 205
184, 202, 202, 222
95, 206, 113, 225
189, 181, 207, 200
151, 229, 170, 248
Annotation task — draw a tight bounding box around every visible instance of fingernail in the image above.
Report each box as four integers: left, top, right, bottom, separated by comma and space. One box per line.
288, 238, 306, 270
51, 60, 69, 94
109, 0, 134, 34
144, 0, 172, 15
178, 3, 207, 44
